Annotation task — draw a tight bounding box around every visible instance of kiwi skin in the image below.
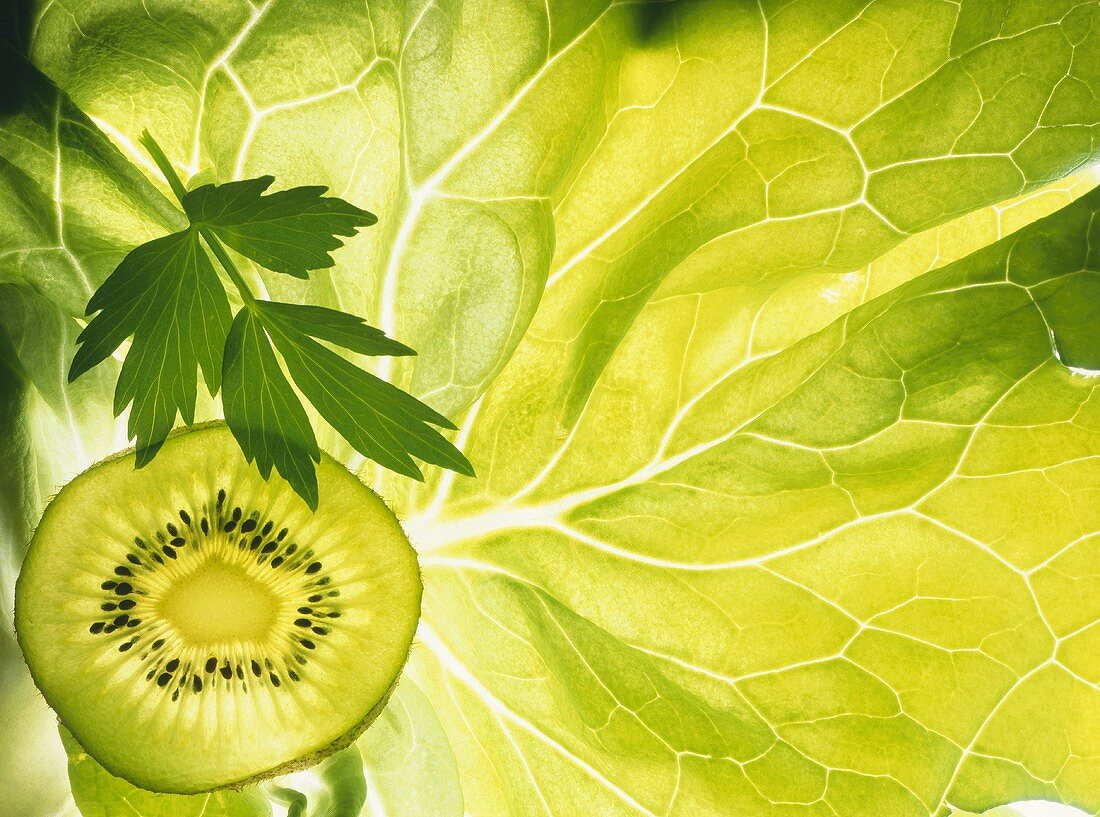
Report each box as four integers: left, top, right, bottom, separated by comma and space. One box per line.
228, 657, 405, 789
57, 649, 412, 793
59, 648, 411, 793
15, 420, 422, 794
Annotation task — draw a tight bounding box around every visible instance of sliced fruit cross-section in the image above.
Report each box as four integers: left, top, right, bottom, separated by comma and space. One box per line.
16, 423, 421, 793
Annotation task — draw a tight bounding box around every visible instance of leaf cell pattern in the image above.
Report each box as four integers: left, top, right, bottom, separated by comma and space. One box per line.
2, 1, 1100, 816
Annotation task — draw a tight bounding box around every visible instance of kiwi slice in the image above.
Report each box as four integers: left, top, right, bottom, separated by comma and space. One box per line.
15, 423, 421, 794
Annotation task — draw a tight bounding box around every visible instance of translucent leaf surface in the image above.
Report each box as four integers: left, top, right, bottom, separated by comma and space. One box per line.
181, 176, 376, 279
0, 310, 72, 817
411, 187, 1100, 817
271, 747, 368, 817
62, 729, 271, 817
23, 0, 1098, 419
2, 1, 1100, 815
357, 678, 464, 817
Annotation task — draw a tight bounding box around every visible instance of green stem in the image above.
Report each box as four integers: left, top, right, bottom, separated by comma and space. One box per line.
139, 131, 258, 307
138, 130, 189, 204
140, 131, 259, 308
198, 226, 256, 306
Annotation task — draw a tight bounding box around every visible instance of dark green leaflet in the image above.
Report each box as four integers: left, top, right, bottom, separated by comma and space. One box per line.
182, 177, 377, 279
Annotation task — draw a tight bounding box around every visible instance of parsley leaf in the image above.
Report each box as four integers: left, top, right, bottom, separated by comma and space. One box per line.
182, 177, 377, 279
257, 302, 473, 481
72, 229, 231, 465
223, 308, 320, 507
256, 301, 416, 357
68, 131, 473, 508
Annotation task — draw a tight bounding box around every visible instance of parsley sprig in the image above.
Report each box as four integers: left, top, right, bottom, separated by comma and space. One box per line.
69, 131, 473, 509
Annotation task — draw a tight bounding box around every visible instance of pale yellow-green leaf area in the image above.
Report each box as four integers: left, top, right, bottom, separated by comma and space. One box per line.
412, 189, 1100, 817
953, 805, 1089, 817
1, 1, 1099, 816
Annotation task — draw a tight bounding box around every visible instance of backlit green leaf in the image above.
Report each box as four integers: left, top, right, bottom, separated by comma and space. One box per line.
268, 746, 367, 817
62, 728, 270, 817
222, 307, 320, 509
74, 229, 231, 464
259, 306, 472, 481
2, 2, 1100, 816
256, 301, 414, 358
182, 177, 376, 279
66, 134, 463, 498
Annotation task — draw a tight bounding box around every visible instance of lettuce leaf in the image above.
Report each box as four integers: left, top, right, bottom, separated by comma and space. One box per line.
62, 728, 271, 817
0, 302, 73, 817
414, 186, 1100, 817
2, 1, 1100, 815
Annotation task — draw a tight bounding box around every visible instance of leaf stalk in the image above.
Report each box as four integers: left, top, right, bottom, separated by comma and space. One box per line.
139, 130, 189, 204
198, 226, 257, 307
139, 131, 258, 307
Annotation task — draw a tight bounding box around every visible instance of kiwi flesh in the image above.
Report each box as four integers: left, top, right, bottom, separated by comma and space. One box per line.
15, 422, 421, 794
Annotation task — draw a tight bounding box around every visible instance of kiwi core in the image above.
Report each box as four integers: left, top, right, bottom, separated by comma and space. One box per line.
161, 561, 279, 644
